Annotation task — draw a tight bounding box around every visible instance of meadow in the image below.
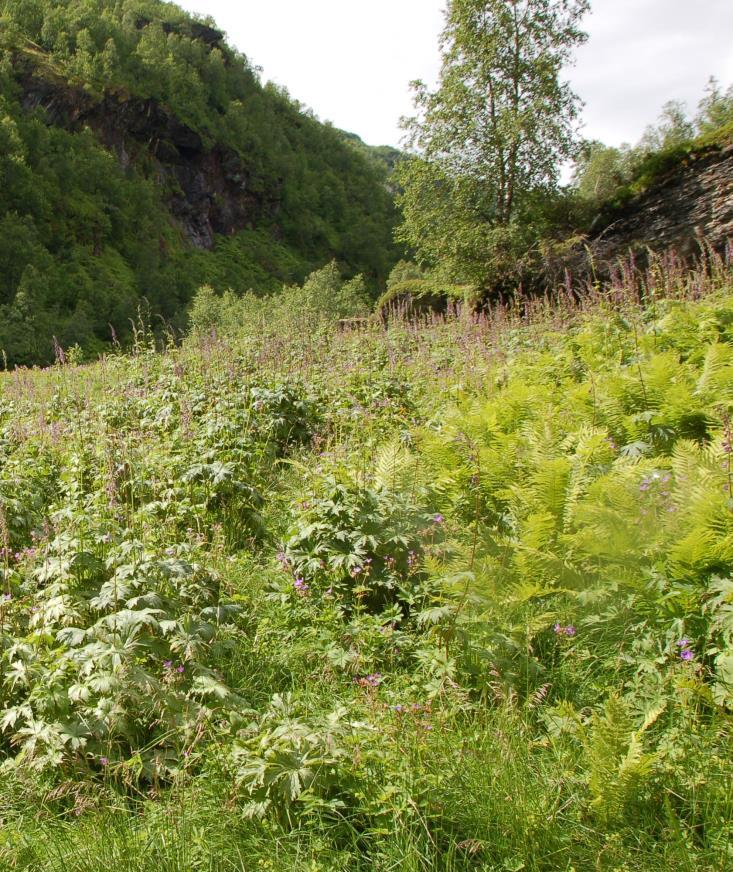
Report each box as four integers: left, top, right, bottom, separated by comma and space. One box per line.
0, 254, 732, 870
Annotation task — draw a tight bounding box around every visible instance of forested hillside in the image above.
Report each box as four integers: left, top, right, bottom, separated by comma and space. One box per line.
0, 0, 399, 365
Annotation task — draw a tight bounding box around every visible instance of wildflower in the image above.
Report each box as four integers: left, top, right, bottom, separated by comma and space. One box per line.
164, 660, 173, 669
676, 638, 691, 648
553, 623, 562, 634
294, 577, 309, 596
355, 673, 382, 689
680, 649, 694, 661
433, 513, 445, 524
177, 665, 185, 674
100, 757, 109, 766
564, 625, 576, 637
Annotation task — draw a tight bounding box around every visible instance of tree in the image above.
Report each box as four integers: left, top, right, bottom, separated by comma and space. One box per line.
696, 76, 733, 135
397, 0, 589, 290
572, 140, 631, 204
636, 100, 694, 154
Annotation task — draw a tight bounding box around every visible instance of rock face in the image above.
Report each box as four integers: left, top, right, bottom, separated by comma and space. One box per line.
19, 71, 275, 249
559, 141, 733, 283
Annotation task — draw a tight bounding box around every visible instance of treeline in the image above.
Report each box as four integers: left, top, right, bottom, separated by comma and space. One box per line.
0, 0, 399, 366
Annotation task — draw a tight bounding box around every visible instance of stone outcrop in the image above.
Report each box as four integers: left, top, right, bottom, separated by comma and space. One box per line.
19, 71, 276, 249
557, 140, 733, 284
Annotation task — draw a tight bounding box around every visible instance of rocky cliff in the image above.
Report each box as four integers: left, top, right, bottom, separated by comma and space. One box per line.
19, 69, 274, 250
559, 139, 733, 283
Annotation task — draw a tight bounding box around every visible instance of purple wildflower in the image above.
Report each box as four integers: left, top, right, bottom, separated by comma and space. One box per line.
177, 665, 185, 674
680, 649, 694, 661
355, 673, 382, 689
433, 513, 445, 525
100, 757, 109, 766
164, 660, 173, 669
294, 577, 310, 596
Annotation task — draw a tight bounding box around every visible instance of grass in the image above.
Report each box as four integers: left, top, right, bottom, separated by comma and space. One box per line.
0, 252, 732, 870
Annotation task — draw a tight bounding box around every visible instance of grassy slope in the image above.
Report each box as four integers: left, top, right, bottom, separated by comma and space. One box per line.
0, 257, 732, 870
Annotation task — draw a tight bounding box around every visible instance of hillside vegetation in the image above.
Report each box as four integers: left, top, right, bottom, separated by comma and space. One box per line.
0, 0, 398, 366
0, 258, 731, 869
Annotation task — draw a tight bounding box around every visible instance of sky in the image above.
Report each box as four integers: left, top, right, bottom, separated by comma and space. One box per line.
176, 0, 733, 150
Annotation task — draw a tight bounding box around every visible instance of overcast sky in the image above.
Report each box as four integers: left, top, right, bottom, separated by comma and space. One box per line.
177, 0, 733, 149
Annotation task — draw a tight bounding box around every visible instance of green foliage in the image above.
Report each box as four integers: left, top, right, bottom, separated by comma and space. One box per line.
572, 76, 733, 214
231, 693, 361, 820
398, 0, 589, 290
1, 531, 240, 776
1, 262, 733, 869
0, 0, 399, 365
283, 472, 433, 615
188, 262, 373, 337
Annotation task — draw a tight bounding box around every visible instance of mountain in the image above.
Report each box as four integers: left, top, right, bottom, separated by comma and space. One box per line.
0, 0, 400, 365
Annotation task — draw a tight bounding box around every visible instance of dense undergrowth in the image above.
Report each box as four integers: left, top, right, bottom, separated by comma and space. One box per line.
0, 256, 732, 870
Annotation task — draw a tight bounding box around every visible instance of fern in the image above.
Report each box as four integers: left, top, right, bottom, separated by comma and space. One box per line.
585, 694, 660, 825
